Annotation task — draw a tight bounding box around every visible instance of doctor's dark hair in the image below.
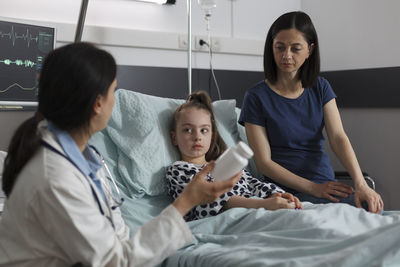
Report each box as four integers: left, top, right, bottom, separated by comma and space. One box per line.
171, 90, 226, 161
2, 42, 116, 197
264, 11, 320, 88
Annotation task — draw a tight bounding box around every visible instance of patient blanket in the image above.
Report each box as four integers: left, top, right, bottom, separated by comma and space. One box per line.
163, 202, 400, 267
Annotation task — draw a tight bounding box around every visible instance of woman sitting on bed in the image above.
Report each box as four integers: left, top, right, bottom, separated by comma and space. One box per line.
238, 11, 384, 213
166, 91, 302, 221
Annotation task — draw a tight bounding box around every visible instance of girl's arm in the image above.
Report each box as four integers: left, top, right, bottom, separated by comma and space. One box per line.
167, 162, 239, 219
224, 194, 300, 210
173, 163, 241, 216
245, 122, 353, 201
323, 98, 384, 213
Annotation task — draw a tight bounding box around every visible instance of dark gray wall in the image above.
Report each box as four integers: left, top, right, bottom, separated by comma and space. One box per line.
116, 65, 264, 106
0, 110, 34, 150
116, 65, 400, 108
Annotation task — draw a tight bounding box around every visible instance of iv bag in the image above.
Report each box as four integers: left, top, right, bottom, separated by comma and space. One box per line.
198, 0, 216, 12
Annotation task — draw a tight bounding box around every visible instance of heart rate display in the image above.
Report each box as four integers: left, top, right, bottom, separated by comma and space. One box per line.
0, 20, 55, 107
0, 25, 39, 47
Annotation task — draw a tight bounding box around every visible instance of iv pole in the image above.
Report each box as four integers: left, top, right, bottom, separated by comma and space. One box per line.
187, 0, 192, 95
74, 0, 192, 94
75, 0, 89, 42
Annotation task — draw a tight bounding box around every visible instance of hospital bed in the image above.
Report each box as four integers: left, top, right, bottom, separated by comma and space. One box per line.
88, 89, 400, 267
0, 151, 6, 215
335, 171, 376, 190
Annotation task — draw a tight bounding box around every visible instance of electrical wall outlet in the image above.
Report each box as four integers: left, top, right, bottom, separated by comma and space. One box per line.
210, 37, 220, 52
195, 36, 220, 52
178, 35, 188, 49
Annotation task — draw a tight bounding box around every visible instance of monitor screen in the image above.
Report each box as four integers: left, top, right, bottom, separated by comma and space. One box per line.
0, 19, 55, 109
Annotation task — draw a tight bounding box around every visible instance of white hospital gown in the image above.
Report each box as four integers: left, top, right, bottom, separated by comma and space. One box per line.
166, 161, 285, 221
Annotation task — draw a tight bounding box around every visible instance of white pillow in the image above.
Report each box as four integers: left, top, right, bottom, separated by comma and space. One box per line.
235, 108, 263, 179
0, 150, 7, 210
90, 89, 242, 198
0, 151, 6, 174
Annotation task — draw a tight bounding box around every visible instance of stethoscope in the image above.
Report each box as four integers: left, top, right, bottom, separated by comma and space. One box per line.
41, 140, 124, 229
89, 145, 125, 210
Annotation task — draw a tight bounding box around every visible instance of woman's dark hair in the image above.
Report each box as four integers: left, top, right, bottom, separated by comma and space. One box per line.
2, 42, 116, 197
264, 11, 320, 88
171, 90, 226, 161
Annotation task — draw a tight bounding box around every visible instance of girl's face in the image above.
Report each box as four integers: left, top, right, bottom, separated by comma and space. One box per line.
272, 28, 313, 78
171, 107, 212, 165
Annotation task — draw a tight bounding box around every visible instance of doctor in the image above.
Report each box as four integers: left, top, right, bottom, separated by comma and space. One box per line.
0, 42, 240, 267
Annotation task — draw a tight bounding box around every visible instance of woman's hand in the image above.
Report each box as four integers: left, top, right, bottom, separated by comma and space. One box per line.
310, 181, 354, 202
354, 185, 384, 214
266, 192, 302, 210
173, 162, 241, 216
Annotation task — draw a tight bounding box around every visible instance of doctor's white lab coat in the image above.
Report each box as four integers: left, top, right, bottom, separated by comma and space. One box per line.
0, 122, 193, 267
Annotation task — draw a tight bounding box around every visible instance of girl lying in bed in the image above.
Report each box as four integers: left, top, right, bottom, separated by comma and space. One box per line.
165, 91, 302, 221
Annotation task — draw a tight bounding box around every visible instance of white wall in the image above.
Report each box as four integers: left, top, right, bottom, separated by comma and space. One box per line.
2, 0, 399, 77
302, 0, 400, 71
0, 0, 301, 71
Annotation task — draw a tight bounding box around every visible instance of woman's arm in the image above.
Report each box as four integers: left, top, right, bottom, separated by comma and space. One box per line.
245, 122, 316, 194
245, 122, 353, 201
323, 98, 384, 213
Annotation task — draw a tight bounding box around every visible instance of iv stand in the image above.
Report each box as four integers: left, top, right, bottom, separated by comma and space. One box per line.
75, 0, 89, 42
74, 0, 192, 95
187, 0, 192, 95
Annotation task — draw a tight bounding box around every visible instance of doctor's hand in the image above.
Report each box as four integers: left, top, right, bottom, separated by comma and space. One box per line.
173, 162, 241, 217
310, 181, 354, 202
354, 185, 384, 214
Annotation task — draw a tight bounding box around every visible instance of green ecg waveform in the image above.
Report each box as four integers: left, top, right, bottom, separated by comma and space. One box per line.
0, 59, 36, 68
0, 83, 36, 93
0, 26, 38, 47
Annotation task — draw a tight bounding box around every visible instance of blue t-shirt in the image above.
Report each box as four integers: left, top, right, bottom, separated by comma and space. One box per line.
239, 77, 336, 191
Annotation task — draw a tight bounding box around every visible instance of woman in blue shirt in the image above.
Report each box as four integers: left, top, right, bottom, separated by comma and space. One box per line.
239, 11, 383, 213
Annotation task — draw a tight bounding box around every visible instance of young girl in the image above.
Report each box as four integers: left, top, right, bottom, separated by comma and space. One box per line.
166, 91, 302, 221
